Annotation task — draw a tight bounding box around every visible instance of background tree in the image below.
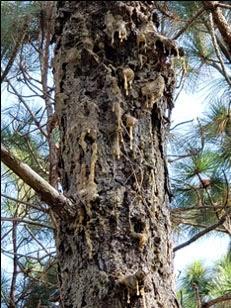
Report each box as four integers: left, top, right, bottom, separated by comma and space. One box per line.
177, 248, 231, 307
1, 1, 58, 306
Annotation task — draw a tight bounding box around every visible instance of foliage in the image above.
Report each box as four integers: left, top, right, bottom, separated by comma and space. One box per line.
1, 1, 40, 61
177, 251, 231, 307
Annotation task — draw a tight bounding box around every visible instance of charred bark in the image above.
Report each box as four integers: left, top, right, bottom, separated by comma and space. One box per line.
53, 2, 180, 307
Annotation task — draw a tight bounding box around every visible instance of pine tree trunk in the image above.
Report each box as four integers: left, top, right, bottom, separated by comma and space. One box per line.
53, 2, 179, 307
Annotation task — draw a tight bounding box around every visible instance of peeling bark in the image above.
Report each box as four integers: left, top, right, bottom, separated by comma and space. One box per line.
53, 2, 180, 307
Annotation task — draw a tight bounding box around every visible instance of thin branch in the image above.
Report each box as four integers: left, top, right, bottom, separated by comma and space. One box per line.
173, 7, 205, 40
25, 225, 50, 254
155, 2, 182, 22
9, 215, 18, 308
1, 226, 13, 242
208, 13, 231, 86
192, 283, 202, 308
216, 34, 231, 63
1, 193, 48, 213
1, 217, 54, 230
176, 221, 226, 234
173, 208, 231, 252
171, 204, 229, 212
170, 119, 194, 131
6, 79, 48, 138
17, 262, 56, 287
1, 143, 75, 217
217, 3, 231, 10
202, 293, 231, 308
22, 136, 49, 176
1, 22, 28, 83
222, 169, 230, 208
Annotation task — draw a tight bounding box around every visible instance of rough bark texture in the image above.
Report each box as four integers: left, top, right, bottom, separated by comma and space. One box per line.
53, 2, 180, 307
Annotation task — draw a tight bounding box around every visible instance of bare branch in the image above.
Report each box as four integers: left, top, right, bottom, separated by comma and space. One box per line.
170, 119, 194, 131
1, 22, 28, 83
6, 79, 49, 138
217, 3, 231, 10
173, 207, 231, 252
192, 283, 202, 308
1, 217, 54, 230
1, 143, 75, 217
25, 225, 50, 254
208, 13, 231, 86
203, 1, 231, 54
9, 217, 17, 308
1, 193, 48, 213
202, 293, 231, 308
173, 7, 205, 40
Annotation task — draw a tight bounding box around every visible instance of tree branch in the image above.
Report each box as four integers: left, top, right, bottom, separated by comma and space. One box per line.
208, 13, 231, 86
173, 208, 231, 252
1, 216, 54, 230
202, 1, 231, 53
173, 7, 205, 40
1, 193, 48, 213
1, 22, 28, 83
202, 293, 231, 308
170, 119, 194, 131
1, 143, 75, 217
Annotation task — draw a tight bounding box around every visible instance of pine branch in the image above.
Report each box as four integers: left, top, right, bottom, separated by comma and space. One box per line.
1, 22, 28, 83
173, 207, 231, 252
1, 143, 75, 217
1, 217, 54, 230
173, 7, 205, 40
202, 1, 231, 54
208, 13, 231, 86
202, 293, 231, 308
1, 193, 48, 212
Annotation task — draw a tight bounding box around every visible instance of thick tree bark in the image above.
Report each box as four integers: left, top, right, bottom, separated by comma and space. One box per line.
53, 2, 179, 307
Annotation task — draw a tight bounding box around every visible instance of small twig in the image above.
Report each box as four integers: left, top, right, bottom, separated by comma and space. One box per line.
1, 193, 48, 213
25, 225, 50, 254
9, 212, 18, 308
6, 79, 48, 138
23, 136, 49, 176
222, 169, 229, 208
170, 119, 194, 131
1, 216, 54, 230
155, 2, 182, 22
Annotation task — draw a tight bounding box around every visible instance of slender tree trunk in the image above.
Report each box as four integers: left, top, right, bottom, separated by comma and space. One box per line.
53, 2, 179, 307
